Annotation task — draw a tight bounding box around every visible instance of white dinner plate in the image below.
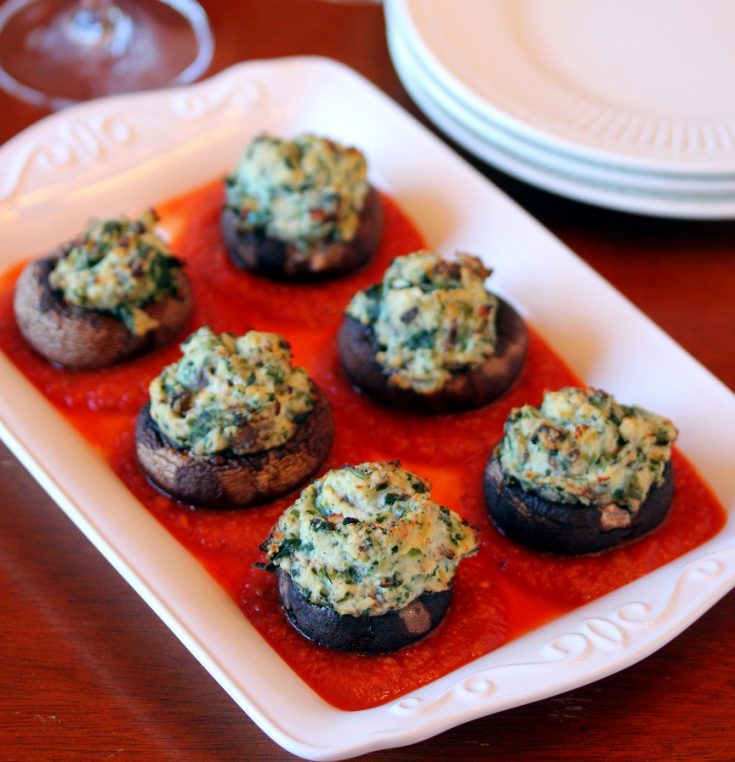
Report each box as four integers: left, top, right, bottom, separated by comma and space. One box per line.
386, 2, 735, 199
1, 58, 734, 760
389, 0, 735, 176
387, 21, 735, 219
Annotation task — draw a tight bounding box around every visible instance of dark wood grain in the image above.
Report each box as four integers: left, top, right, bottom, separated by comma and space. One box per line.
1, 1, 733, 759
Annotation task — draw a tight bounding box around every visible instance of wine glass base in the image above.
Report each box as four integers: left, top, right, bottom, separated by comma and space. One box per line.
0, 0, 214, 110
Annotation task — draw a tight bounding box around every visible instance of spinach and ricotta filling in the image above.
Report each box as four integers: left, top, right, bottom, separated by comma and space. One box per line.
225, 132, 369, 249
497, 387, 678, 512
261, 461, 478, 617
149, 326, 314, 457
48, 211, 181, 336
346, 251, 498, 393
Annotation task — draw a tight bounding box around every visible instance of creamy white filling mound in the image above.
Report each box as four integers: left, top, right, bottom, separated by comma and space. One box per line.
49, 211, 180, 336
149, 326, 314, 456
262, 461, 478, 616
498, 387, 677, 512
225, 133, 369, 248
346, 251, 498, 393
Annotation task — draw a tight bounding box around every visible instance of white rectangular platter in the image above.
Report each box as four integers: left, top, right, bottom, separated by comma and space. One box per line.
1, 57, 734, 760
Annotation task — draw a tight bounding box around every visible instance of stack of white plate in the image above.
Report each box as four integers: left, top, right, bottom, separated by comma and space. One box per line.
385, 0, 735, 219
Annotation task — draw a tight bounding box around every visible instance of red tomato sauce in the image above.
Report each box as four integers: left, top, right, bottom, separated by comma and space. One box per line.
0, 180, 726, 710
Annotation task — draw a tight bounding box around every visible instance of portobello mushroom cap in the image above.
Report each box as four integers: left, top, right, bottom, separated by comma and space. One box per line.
338, 297, 528, 413
221, 186, 383, 280
484, 453, 675, 555
13, 256, 192, 370
277, 568, 451, 653
135, 384, 333, 507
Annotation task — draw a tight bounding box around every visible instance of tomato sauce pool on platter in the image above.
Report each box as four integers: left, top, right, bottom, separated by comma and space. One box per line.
0, 180, 726, 711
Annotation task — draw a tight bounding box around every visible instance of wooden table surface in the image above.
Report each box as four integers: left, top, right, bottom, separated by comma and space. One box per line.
1, 1, 734, 759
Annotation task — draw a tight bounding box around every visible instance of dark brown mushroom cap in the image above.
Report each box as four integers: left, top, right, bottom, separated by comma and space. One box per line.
135, 383, 333, 507
338, 297, 528, 413
277, 568, 451, 653
221, 185, 383, 280
484, 453, 675, 555
13, 256, 192, 370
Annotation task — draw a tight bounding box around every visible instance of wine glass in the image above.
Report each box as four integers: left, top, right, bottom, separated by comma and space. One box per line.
0, 0, 213, 110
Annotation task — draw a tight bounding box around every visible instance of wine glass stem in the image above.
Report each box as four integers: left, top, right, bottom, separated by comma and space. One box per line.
67, 0, 133, 54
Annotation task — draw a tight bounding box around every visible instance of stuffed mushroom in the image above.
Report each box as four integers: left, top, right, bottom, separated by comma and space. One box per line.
260, 461, 478, 653
13, 211, 191, 369
135, 326, 333, 507
484, 387, 677, 555
221, 133, 382, 280
339, 251, 527, 413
